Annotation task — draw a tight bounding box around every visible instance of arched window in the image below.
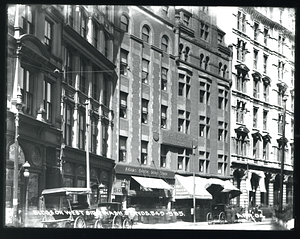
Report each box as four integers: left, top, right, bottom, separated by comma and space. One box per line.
205, 56, 210, 70
223, 65, 227, 77
142, 25, 150, 43
200, 53, 204, 68
185, 47, 190, 61
120, 15, 128, 32
161, 36, 168, 52
219, 62, 223, 74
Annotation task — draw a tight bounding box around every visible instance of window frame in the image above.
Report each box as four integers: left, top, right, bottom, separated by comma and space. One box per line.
120, 15, 129, 32
44, 18, 52, 51
43, 79, 52, 122
142, 25, 150, 43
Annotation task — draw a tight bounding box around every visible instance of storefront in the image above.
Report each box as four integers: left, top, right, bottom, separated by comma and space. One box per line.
113, 164, 175, 212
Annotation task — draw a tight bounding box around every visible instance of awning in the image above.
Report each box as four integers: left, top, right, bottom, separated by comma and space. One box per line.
131, 176, 172, 190
174, 175, 212, 200
205, 178, 242, 199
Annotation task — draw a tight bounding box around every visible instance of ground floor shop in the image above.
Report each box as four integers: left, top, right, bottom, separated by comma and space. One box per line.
231, 166, 293, 212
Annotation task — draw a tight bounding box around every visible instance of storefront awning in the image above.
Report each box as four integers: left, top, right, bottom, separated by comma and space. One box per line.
131, 176, 172, 190
174, 175, 212, 200
205, 178, 242, 199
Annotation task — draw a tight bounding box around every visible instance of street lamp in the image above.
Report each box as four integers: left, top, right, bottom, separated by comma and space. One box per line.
19, 161, 30, 226
277, 82, 287, 212
12, 85, 24, 227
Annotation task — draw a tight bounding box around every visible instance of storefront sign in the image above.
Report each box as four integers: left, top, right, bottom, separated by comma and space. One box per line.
114, 164, 175, 179
161, 131, 194, 148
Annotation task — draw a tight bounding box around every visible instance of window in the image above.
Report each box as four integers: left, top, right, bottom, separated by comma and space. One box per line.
78, 110, 85, 150
91, 117, 98, 154
218, 121, 227, 142
237, 39, 246, 62
142, 59, 149, 84
120, 15, 128, 32
162, 6, 169, 16
218, 33, 223, 44
199, 115, 210, 138
235, 134, 247, 156
161, 105, 167, 129
93, 23, 99, 49
263, 110, 268, 130
66, 5, 74, 27
103, 76, 109, 106
142, 99, 148, 124
160, 145, 167, 168
80, 8, 87, 39
263, 80, 269, 102
102, 124, 108, 157
120, 91, 128, 119
278, 114, 283, 134
20, 5, 34, 34
120, 49, 128, 76
199, 151, 210, 173
141, 141, 148, 165
237, 11, 246, 32
119, 136, 127, 162
178, 73, 191, 99
43, 80, 52, 122
204, 56, 209, 70
253, 50, 258, 70
65, 47, 74, 86
142, 25, 150, 43
262, 140, 269, 161
21, 68, 33, 115
263, 55, 268, 74
264, 28, 268, 45
200, 54, 204, 68
253, 79, 259, 98
178, 110, 190, 134
218, 89, 224, 109
200, 22, 209, 41
278, 36, 285, 54
236, 101, 246, 123
104, 33, 109, 57
161, 36, 168, 52
44, 19, 52, 51
236, 71, 247, 93
65, 104, 73, 146
254, 22, 259, 41
80, 59, 86, 94
199, 81, 210, 104
253, 107, 258, 128
183, 14, 190, 26
253, 137, 259, 159
161, 67, 168, 91
177, 148, 191, 171
92, 68, 99, 100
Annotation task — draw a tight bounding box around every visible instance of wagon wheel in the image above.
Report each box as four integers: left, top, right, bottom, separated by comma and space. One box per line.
74, 216, 87, 228
64, 222, 72, 228
206, 212, 213, 225
94, 219, 103, 228
219, 212, 226, 224
112, 215, 122, 228
122, 218, 132, 229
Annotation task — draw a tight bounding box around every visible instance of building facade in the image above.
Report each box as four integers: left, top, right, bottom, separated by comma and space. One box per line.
213, 7, 295, 210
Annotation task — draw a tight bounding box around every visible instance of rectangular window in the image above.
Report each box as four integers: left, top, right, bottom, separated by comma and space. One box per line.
80, 9, 87, 39
263, 141, 269, 161
92, 69, 99, 100
160, 145, 167, 168
65, 48, 74, 86
91, 117, 97, 154
218, 33, 223, 44
65, 104, 73, 146
264, 28, 268, 45
119, 136, 127, 162
254, 22, 259, 41
44, 19, 52, 51
103, 77, 109, 106
120, 49, 128, 76
43, 80, 52, 122
278, 114, 283, 134
253, 50, 258, 70
237, 11, 246, 32
22, 68, 33, 115
20, 5, 34, 34
200, 22, 209, 41
253, 107, 258, 128
94, 23, 98, 49
183, 14, 190, 26
178, 82, 184, 96
80, 59, 86, 94
263, 55, 268, 74
218, 162, 223, 174
141, 141, 148, 165
263, 82, 269, 102
141, 99, 148, 124
120, 91, 128, 119
161, 105, 167, 129
253, 80, 259, 98
79, 111, 85, 150
263, 110, 268, 130
142, 59, 149, 84
161, 67, 168, 91
253, 138, 259, 159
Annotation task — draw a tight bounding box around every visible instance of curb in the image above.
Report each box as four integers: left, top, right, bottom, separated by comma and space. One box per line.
272, 217, 294, 230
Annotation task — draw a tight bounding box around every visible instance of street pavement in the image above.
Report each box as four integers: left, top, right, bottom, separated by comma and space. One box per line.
132, 218, 288, 230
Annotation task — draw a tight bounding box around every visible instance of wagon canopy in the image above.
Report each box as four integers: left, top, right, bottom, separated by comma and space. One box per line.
205, 178, 242, 199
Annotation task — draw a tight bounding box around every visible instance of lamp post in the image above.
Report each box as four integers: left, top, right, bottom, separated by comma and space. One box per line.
12, 86, 23, 227
20, 161, 30, 227
277, 82, 287, 212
